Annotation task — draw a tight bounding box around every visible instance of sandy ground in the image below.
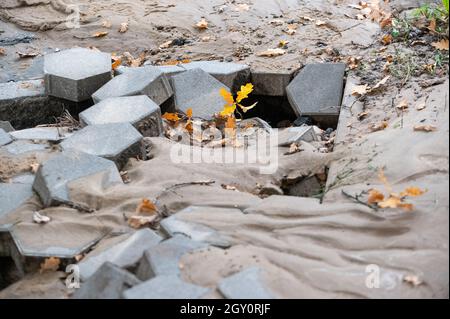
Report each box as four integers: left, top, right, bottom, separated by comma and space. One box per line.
0, 0, 448, 298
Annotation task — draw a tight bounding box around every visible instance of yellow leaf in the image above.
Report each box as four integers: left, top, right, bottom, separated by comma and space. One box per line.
400, 187, 427, 197
225, 116, 236, 130
111, 56, 122, 70
378, 168, 392, 193
431, 39, 449, 51
368, 189, 385, 204
186, 108, 193, 119
136, 199, 157, 215
413, 125, 437, 132
236, 83, 254, 103
40, 257, 60, 274
220, 104, 237, 117
162, 112, 181, 122
220, 88, 235, 106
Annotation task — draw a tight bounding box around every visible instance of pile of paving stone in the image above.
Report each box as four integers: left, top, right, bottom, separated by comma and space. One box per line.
0, 47, 346, 298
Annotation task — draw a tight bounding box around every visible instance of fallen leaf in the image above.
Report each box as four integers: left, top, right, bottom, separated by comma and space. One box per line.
368, 189, 385, 204
135, 199, 157, 215
225, 116, 236, 130
378, 196, 413, 211
186, 108, 193, 119
396, 99, 408, 110
30, 163, 40, 173
0, 48, 6, 56
195, 18, 208, 30
416, 102, 426, 111
236, 83, 254, 103
128, 215, 157, 229
284, 143, 303, 155
118, 22, 129, 33
370, 121, 388, 132
93, 31, 108, 38
102, 20, 112, 28
347, 56, 360, 69
357, 111, 369, 120
370, 75, 390, 91
256, 48, 286, 57
236, 3, 250, 11
162, 112, 181, 122
431, 39, 449, 51
352, 84, 369, 96
40, 257, 60, 273
17, 50, 39, 58
33, 211, 51, 224
111, 56, 122, 70
403, 275, 423, 287
400, 187, 427, 197
413, 125, 437, 132
315, 20, 328, 26
381, 34, 393, 45
428, 18, 436, 33
159, 40, 173, 49
278, 40, 289, 48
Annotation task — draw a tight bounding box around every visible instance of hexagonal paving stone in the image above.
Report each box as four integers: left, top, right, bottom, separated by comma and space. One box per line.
0, 183, 33, 219
171, 68, 230, 120
251, 68, 296, 96
277, 126, 318, 146
78, 229, 162, 280
44, 48, 112, 102
79, 96, 163, 137
287, 63, 346, 118
1, 140, 49, 156
0, 128, 12, 146
9, 127, 72, 142
32, 150, 122, 207
60, 123, 143, 168
136, 234, 208, 281
181, 61, 250, 92
123, 275, 210, 299
116, 65, 185, 78
218, 267, 275, 299
92, 67, 173, 106
0, 121, 14, 132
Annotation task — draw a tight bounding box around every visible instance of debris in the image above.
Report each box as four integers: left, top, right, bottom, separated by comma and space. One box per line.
93, 31, 108, 38
136, 199, 157, 215
370, 121, 388, 132
40, 257, 60, 273
403, 275, 423, 287
33, 211, 51, 224
195, 18, 208, 30
256, 48, 286, 57
118, 22, 129, 33
413, 125, 437, 132
128, 215, 158, 229
432, 39, 449, 51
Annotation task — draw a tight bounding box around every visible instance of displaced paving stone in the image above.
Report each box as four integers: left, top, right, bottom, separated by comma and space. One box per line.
0, 129, 12, 147
1, 140, 48, 155
136, 235, 208, 281
44, 48, 112, 102
79, 96, 163, 137
0, 121, 14, 132
181, 61, 250, 92
286, 63, 346, 120
32, 150, 123, 207
0, 80, 68, 129
218, 267, 275, 299
78, 229, 162, 280
251, 69, 296, 96
160, 206, 236, 248
117, 65, 185, 78
171, 69, 230, 120
73, 262, 141, 299
123, 275, 210, 299
92, 67, 173, 106
9, 127, 72, 142
0, 184, 33, 219
277, 126, 318, 146
61, 123, 143, 169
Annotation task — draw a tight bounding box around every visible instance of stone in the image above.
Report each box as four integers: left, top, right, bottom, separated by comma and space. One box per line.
171, 68, 230, 120
9, 127, 72, 142
251, 69, 296, 96
0, 121, 14, 132
277, 126, 318, 146
181, 61, 250, 92
286, 63, 346, 119
160, 206, 236, 248
123, 275, 210, 299
78, 229, 162, 280
73, 262, 141, 299
136, 235, 208, 281
117, 65, 185, 78
92, 67, 173, 106
0, 184, 33, 219
79, 96, 163, 137
0, 129, 12, 147
1, 140, 48, 156
0, 80, 68, 129
32, 150, 123, 207
60, 123, 143, 169
44, 48, 112, 102
218, 267, 275, 299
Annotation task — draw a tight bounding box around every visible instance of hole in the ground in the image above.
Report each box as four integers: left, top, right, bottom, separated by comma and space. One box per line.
281, 168, 329, 199
0, 257, 22, 290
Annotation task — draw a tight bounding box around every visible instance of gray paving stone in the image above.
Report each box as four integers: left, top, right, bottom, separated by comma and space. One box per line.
60, 123, 143, 169
78, 229, 162, 280
9, 127, 72, 142
123, 275, 210, 299
79, 96, 163, 137
0, 121, 14, 132
171, 68, 230, 120
32, 150, 123, 207
161, 206, 236, 248
0, 129, 12, 146
218, 267, 275, 299
44, 48, 112, 102
136, 235, 208, 281
181, 61, 250, 92
287, 63, 346, 117
92, 67, 173, 106
73, 262, 141, 299
251, 69, 296, 96
1, 140, 49, 155
0, 80, 68, 129
0, 183, 33, 219
117, 65, 185, 78
277, 126, 318, 146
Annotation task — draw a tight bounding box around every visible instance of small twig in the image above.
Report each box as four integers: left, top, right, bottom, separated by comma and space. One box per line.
155, 180, 216, 202
60, 200, 95, 213
341, 190, 378, 211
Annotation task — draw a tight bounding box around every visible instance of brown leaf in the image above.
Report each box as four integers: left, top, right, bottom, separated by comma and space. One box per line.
413, 125, 437, 132
102, 20, 112, 28
0, 48, 6, 56
381, 34, 393, 45
368, 189, 385, 204
128, 215, 157, 229
118, 22, 129, 33
370, 121, 388, 132
256, 48, 286, 57
428, 18, 436, 33
159, 40, 173, 49
431, 39, 449, 51
370, 75, 390, 91
403, 275, 423, 286
352, 84, 369, 96
30, 163, 40, 173
195, 18, 208, 30
378, 196, 413, 211
40, 257, 60, 273
162, 112, 181, 122
396, 99, 408, 110
136, 199, 157, 215
357, 111, 369, 120
400, 187, 427, 197
93, 31, 108, 38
